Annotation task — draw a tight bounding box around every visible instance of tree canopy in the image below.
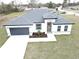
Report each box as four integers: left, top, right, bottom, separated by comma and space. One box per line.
0, 1, 21, 14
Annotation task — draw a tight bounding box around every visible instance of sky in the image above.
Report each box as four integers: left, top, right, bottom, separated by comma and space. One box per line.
0, 0, 79, 4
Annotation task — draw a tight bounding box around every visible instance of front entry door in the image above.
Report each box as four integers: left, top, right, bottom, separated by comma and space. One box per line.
47, 22, 52, 32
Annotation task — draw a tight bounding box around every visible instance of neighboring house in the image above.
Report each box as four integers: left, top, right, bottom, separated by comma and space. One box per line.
4, 8, 74, 37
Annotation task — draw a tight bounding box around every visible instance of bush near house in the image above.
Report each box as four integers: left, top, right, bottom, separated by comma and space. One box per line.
30, 32, 47, 38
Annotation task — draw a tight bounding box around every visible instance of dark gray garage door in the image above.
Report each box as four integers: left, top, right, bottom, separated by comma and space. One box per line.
10, 28, 29, 35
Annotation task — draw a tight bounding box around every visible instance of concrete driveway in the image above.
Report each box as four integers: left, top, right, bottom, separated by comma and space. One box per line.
0, 36, 29, 59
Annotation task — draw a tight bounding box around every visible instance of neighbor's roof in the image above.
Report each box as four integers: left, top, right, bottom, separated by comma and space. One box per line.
5, 8, 74, 26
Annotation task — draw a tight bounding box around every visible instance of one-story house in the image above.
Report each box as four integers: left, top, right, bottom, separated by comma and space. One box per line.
4, 8, 74, 37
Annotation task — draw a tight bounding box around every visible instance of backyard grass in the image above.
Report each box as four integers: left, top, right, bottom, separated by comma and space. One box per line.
24, 15, 79, 59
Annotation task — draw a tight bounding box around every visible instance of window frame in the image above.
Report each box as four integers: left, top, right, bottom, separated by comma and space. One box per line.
64, 26, 68, 31
57, 26, 61, 31
36, 24, 41, 30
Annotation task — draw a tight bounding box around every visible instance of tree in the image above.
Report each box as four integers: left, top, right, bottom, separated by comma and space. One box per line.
29, 0, 39, 8
45, 1, 56, 8
62, 0, 71, 8
0, 1, 20, 14
0, 2, 7, 13
68, 0, 70, 3
63, 0, 68, 3
62, 0, 67, 7
48, 1, 53, 8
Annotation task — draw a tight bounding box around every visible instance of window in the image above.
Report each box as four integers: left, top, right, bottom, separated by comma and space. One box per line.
64, 26, 68, 31
57, 26, 61, 31
36, 24, 41, 30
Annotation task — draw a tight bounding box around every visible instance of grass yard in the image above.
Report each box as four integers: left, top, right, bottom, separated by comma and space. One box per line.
0, 28, 7, 47
24, 15, 79, 59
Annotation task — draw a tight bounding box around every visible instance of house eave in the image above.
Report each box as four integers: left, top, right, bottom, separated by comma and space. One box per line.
53, 23, 75, 25
43, 18, 57, 19
3, 24, 33, 26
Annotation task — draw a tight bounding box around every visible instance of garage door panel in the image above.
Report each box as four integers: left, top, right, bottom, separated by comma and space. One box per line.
10, 28, 29, 35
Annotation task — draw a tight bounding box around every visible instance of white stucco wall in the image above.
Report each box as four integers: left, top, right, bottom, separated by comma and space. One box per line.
52, 25, 72, 35
29, 23, 47, 35
5, 19, 72, 36
29, 19, 56, 35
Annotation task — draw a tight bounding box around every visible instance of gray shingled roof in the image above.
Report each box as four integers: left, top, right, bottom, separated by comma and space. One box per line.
5, 9, 49, 25
53, 15, 74, 25
43, 12, 57, 19
5, 8, 74, 26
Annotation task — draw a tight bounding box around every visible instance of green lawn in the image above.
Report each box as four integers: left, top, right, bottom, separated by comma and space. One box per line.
5, 12, 24, 18
24, 15, 79, 59
0, 28, 7, 47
